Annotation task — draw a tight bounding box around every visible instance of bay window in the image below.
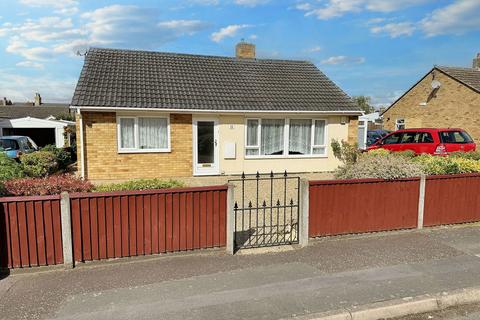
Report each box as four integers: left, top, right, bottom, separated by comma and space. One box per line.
245, 118, 327, 157
118, 116, 170, 153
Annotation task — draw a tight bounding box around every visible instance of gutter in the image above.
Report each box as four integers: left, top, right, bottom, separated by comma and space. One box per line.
70, 106, 363, 116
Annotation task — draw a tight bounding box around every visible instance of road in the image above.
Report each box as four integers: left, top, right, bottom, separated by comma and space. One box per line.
2, 225, 480, 320
393, 303, 480, 319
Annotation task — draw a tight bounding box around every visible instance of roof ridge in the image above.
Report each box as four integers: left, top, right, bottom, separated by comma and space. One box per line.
88, 47, 313, 64
435, 65, 480, 72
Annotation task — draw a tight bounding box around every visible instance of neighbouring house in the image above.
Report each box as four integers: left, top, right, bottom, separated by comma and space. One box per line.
358, 111, 384, 149
0, 94, 74, 147
71, 44, 362, 181
382, 54, 480, 142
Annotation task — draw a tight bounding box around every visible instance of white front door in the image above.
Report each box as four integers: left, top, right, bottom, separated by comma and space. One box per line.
193, 118, 220, 176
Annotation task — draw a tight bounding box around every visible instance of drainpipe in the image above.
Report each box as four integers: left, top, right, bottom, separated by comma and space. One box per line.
77, 108, 85, 179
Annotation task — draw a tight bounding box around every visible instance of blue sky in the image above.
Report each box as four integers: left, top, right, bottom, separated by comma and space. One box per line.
0, 0, 479, 107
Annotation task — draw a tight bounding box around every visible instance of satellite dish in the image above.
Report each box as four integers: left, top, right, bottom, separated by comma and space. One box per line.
431, 80, 441, 89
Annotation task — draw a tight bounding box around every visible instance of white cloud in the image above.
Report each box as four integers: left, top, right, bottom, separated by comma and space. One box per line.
249, 34, 258, 40
321, 55, 365, 65
19, 0, 79, 15
211, 24, 252, 42
306, 45, 322, 53
421, 0, 480, 36
234, 0, 270, 7
16, 61, 44, 69
370, 22, 415, 38
298, 0, 432, 19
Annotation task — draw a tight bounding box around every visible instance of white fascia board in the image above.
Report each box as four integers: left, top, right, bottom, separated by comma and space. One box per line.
70, 106, 363, 116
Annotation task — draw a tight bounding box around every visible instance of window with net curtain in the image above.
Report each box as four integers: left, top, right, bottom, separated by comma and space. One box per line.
246, 119, 327, 156
119, 117, 168, 151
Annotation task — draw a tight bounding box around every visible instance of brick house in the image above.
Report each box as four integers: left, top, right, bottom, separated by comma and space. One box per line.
382, 54, 480, 142
71, 44, 361, 181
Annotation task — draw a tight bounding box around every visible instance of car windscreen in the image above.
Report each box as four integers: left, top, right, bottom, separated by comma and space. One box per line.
439, 131, 473, 144
0, 139, 19, 150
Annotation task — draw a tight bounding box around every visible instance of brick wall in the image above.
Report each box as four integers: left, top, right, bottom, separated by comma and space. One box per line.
77, 112, 192, 181
347, 116, 359, 145
383, 70, 480, 143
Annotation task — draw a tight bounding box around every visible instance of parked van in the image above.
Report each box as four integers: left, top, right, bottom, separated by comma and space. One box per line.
367, 128, 476, 155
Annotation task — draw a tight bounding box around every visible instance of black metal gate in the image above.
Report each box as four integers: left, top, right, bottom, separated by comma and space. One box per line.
229, 171, 300, 250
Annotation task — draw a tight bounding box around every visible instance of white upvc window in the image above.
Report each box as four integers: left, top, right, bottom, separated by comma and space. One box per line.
245, 118, 328, 158
396, 118, 405, 130
117, 115, 170, 153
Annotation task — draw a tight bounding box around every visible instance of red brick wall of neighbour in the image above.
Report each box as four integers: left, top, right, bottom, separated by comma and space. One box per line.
0, 195, 63, 269
69, 185, 227, 263
309, 178, 421, 237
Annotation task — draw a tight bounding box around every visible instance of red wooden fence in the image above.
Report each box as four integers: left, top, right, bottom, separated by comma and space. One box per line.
69, 185, 228, 263
309, 178, 420, 237
424, 173, 480, 227
0, 195, 63, 269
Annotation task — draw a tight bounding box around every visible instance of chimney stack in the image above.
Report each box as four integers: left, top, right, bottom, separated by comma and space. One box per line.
473, 53, 480, 70
34, 93, 42, 106
236, 41, 256, 59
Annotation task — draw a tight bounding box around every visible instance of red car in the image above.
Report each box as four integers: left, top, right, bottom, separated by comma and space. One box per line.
367, 128, 476, 155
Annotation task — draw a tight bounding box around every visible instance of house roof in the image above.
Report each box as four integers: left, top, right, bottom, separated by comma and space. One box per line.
0, 103, 70, 120
71, 48, 360, 113
436, 66, 480, 93
381, 66, 480, 116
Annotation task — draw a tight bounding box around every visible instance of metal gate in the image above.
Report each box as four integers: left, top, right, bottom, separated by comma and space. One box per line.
229, 172, 300, 250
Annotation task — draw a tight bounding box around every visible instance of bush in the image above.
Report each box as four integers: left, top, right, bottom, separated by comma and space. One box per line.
94, 179, 185, 192
3, 175, 93, 196
450, 151, 480, 161
412, 154, 480, 175
335, 154, 424, 180
20, 151, 58, 177
0, 153, 24, 181
331, 139, 360, 165
41, 145, 72, 169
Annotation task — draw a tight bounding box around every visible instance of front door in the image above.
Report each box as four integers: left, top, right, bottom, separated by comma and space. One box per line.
193, 118, 219, 176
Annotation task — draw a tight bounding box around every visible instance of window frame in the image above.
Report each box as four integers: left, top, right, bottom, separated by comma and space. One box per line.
117, 115, 171, 153
395, 118, 406, 130
244, 117, 328, 159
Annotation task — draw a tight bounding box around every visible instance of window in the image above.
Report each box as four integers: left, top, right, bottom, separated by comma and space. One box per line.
400, 132, 417, 144
245, 118, 327, 157
383, 133, 402, 145
118, 116, 170, 152
440, 131, 473, 144
419, 132, 434, 143
395, 119, 405, 130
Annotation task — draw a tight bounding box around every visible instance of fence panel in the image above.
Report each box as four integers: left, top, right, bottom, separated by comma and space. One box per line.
69, 185, 228, 263
0, 195, 63, 269
424, 174, 480, 227
309, 178, 420, 237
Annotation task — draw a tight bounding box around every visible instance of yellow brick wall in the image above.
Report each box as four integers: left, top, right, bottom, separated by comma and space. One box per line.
76, 112, 192, 181
347, 117, 359, 145
383, 70, 480, 143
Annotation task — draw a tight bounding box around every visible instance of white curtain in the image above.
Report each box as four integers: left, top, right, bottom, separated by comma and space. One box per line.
246, 119, 259, 146
314, 120, 326, 145
261, 119, 284, 155
139, 118, 168, 149
120, 118, 135, 148
289, 119, 311, 155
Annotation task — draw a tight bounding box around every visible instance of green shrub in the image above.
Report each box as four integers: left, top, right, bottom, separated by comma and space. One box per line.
450, 151, 480, 161
0, 153, 24, 181
335, 154, 424, 180
94, 179, 185, 192
412, 154, 480, 175
20, 151, 58, 177
41, 145, 72, 169
331, 139, 360, 165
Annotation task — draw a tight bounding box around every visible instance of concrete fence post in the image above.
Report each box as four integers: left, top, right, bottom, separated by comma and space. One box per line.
299, 179, 309, 247
60, 192, 74, 268
226, 184, 235, 254
417, 175, 426, 229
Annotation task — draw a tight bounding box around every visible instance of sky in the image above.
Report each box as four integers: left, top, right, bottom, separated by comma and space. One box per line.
0, 0, 479, 107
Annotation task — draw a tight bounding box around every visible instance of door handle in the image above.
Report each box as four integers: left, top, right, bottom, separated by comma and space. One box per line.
215, 139, 218, 147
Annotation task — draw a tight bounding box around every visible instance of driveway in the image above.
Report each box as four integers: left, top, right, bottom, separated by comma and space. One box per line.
2, 225, 480, 320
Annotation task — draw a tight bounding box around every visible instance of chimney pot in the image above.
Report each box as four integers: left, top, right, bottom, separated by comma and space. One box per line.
236, 41, 256, 59
473, 53, 480, 70
34, 93, 42, 106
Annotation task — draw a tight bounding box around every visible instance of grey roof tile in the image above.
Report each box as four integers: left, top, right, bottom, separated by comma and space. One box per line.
437, 66, 480, 93
0, 103, 69, 119
71, 48, 360, 113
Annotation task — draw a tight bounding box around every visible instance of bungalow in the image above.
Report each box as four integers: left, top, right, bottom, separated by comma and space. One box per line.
71, 43, 362, 181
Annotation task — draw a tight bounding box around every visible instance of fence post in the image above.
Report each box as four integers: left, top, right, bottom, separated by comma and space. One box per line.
417, 175, 426, 229
299, 179, 309, 247
226, 184, 235, 254
60, 192, 74, 268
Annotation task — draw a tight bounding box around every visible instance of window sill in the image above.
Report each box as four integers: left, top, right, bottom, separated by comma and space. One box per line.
245, 154, 328, 160
118, 149, 171, 154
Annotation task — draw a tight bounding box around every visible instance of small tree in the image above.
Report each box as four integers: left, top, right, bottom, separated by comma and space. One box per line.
352, 95, 375, 114
331, 139, 360, 165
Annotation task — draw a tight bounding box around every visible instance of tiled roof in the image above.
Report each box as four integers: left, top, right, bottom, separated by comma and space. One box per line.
0, 103, 70, 119
437, 66, 480, 93
71, 48, 360, 113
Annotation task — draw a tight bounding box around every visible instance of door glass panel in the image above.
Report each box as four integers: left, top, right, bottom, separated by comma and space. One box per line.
197, 121, 214, 164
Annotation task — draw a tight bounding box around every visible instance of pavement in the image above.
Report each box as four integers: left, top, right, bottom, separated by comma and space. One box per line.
2, 224, 480, 320
393, 303, 480, 319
